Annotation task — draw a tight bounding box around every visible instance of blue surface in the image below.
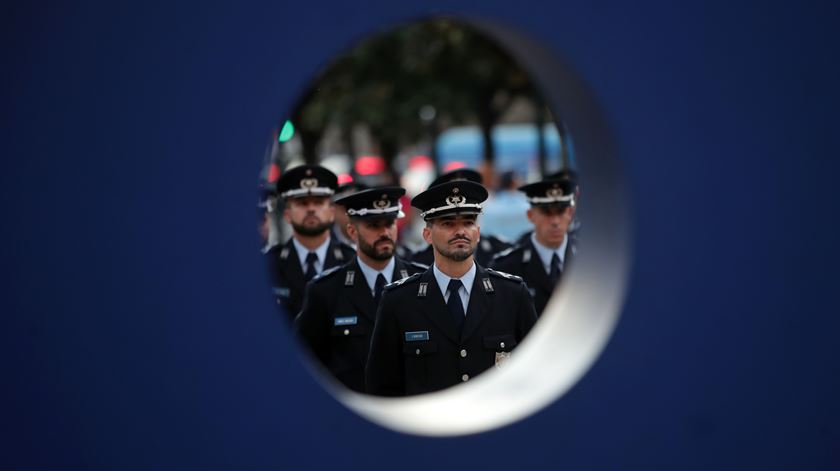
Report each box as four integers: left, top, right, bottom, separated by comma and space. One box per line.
436, 124, 570, 176
3, 0, 839, 469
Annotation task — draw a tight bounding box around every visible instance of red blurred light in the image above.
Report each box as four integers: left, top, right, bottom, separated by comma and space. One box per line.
355, 156, 385, 176
408, 155, 434, 169
268, 163, 281, 183
337, 173, 354, 185
443, 161, 467, 172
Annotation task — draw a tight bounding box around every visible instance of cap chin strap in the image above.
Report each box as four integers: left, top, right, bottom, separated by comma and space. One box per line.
280, 187, 335, 198
527, 194, 575, 205
346, 202, 403, 217
420, 202, 483, 219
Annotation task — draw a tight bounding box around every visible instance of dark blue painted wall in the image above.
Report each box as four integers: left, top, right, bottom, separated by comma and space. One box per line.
3, 0, 839, 469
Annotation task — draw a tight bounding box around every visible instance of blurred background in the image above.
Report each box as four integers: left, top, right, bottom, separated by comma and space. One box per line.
258, 19, 576, 250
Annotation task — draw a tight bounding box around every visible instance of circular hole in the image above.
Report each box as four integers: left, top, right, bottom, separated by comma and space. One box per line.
259, 17, 630, 436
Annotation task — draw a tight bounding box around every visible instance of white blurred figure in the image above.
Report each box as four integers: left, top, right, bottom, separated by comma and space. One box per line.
480, 171, 531, 241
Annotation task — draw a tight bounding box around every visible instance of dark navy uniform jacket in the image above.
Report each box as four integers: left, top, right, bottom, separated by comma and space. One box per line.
293, 257, 426, 392
267, 237, 355, 322
365, 264, 537, 397
490, 233, 577, 316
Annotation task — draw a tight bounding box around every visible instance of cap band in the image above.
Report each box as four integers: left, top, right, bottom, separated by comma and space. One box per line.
347, 202, 403, 217
280, 187, 335, 199
527, 194, 575, 205
419, 202, 483, 219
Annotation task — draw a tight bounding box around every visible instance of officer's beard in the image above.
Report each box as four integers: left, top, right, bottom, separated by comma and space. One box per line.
292, 221, 332, 237
358, 235, 395, 261
435, 237, 475, 262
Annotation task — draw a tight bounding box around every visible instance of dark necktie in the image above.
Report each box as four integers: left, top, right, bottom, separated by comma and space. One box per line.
447, 279, 465, 335
304, 252, 318, 281
374, 273, 387, 301
549, 252, 561, 286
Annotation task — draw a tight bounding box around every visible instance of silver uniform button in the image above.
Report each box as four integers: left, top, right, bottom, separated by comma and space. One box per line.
343, 329, 350, 335
500, 342, 505, 348
460, 349, 467, 358
415, 349, 421, 355
461, 374, 469, 382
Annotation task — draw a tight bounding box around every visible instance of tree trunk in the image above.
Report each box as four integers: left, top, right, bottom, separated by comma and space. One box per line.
478, 107, 496, 165
558, 122, 570, 170
379, 138, 400, 185
535, 100, 547, 177
429, 118, 441, 171
299, 129, 320, 165
342, 124, 357, 179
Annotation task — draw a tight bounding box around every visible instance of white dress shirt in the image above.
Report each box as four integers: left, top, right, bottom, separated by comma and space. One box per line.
292, 236, 331, 276
356, 256, 395, 297
530, 232, 568, 274
432, 262, 476, 314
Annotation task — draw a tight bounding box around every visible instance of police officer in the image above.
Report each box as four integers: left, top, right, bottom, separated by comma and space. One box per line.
409, 168, 512, 266
547, 168, 581, 235
331, 181, 368, 249
491, 177, 577, 317
258, 181, 281, 254
267, 165, 355, 322
294, 187, 426, 392
366, 180, 538, 396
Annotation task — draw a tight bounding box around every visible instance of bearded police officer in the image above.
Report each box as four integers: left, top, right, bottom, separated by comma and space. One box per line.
331, 181, 368, 249
365, 180, 537, 396
408, 168, 512, 266
294, 187, 426, 392
267, 165, 355, 322
491, 177, 578, 316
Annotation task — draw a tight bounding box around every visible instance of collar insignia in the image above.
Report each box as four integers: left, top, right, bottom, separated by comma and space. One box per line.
482, 277, 494, 293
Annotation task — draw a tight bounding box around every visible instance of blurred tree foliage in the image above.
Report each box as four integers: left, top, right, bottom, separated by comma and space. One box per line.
292, 19, 546, 173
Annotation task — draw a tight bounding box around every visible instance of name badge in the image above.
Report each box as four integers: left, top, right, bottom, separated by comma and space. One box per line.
334, 316, 358, 326
274, 287, 290, 298
404, 331, 429, 342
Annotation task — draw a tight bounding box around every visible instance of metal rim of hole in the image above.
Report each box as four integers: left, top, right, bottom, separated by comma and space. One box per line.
313, 18, 632, 437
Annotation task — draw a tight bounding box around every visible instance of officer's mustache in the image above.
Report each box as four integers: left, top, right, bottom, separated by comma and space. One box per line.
448, 236, 471, 244
374, 236, 394, 245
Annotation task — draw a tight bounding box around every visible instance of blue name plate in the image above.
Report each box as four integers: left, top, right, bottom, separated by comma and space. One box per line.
334, 316, 358, 326
405, 331, 430, 342
273, 287, 290, 298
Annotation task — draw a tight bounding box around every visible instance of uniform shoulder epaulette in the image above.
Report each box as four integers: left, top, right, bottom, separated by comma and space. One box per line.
333, 240, 355, 256
311, 265, 342, 283
489, 234, 511, 244
491, 244, 523, 261
335, 240, 355, 252
485, 268, 524, 283
407, 260, 429, 271
384, 272, 422, 291
395, 245, 413, 259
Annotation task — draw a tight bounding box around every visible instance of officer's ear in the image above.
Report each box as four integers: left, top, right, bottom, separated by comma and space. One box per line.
326, 201, 336, 222
526, 207, 536, 224
422, 223, 432, 244
346, 222, 359, 243
282, 206, 291, 224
